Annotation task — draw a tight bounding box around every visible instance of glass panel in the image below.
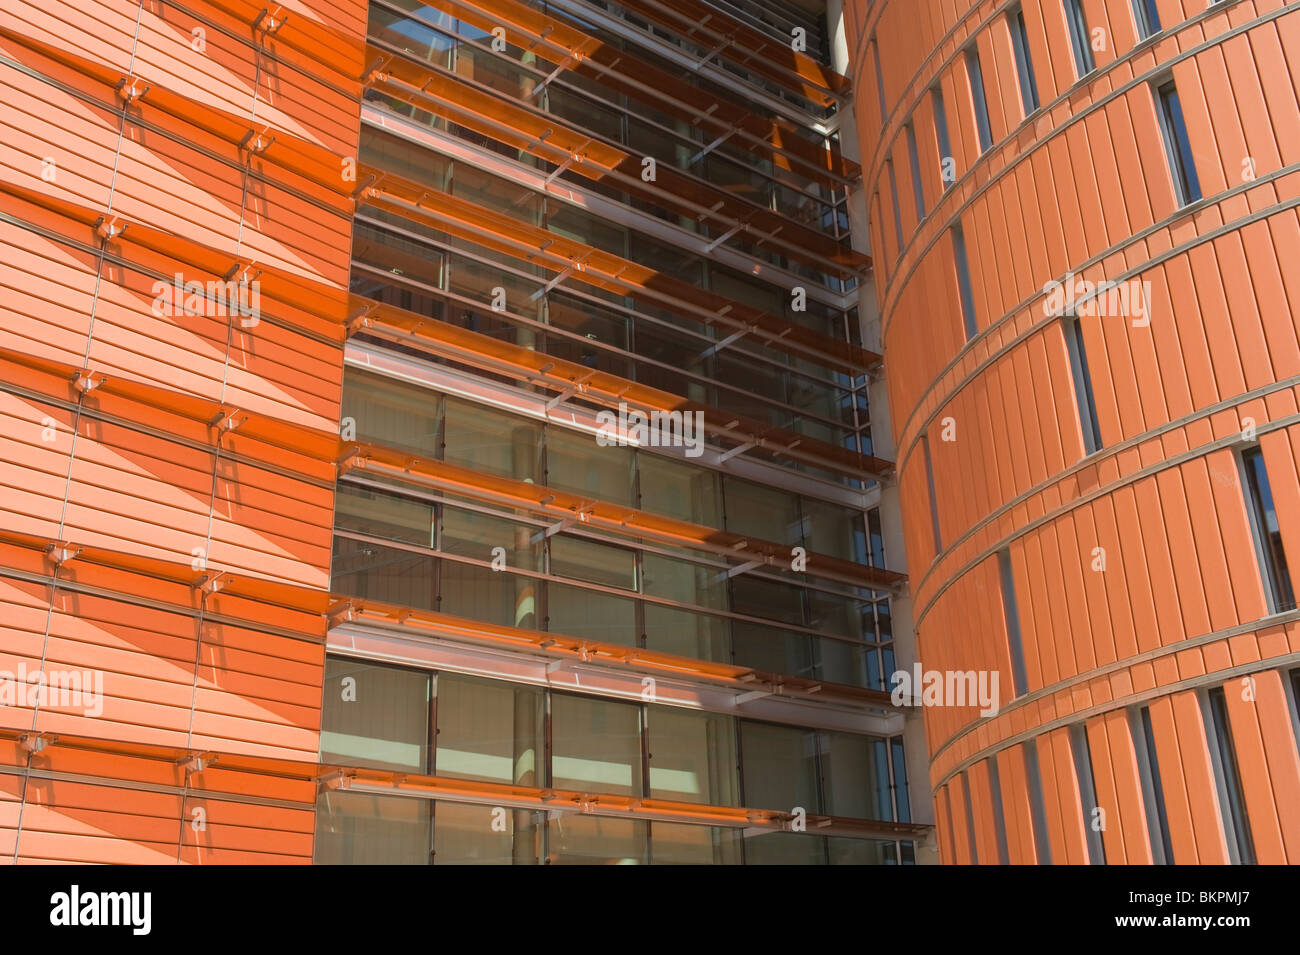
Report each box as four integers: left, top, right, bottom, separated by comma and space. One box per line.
335, 483, 435, 547
827, 837, 898, 864
802, 498, 863, 561
549, 535, 636, 590
453, 162, 541, 221
320, 658, 430, 772
732, 620, 813, 678
550, 693, 643, 795
370, 5, 453, 70
440, 505, 541, 571
650, 823, 742, 864
331, 537, 436, 610
731, 575, 804, 627
821, 731, 886, 820
343, 369, 443, 459
643, 604, 729, 663
442, 396, 541, 481
739, 720, 819, 812
434, 673, 544, 786
806, 588, 863, 640
546, 425, 635, 505
724, 476, 800, 545
314, 792, 430, 865
440, 561, 537, 629
638, 454, 722, 526
548, 815, 648, 864
743, 831, 825, 864
361, 127, 451, 193
641, 552, 726, 608
547, 582, 637, 645
433, 801, 541, 864
647, 707, 738, 806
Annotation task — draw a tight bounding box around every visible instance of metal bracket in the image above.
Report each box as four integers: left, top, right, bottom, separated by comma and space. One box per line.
115, 75, 150, 103
46, 542, 81, 567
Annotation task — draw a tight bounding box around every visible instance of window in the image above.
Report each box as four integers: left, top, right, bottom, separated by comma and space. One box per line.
1131, 705, 1174, 864
951, 224, 978, 339
1063, 0, 1096, 78
1240, 446, 1297, 612
872, 38, 888, 120
1008, 5, 1040, 114
434, 673, 544, 785
1021, 740, 1053, 864
550, 693, 644, 796
997, 548, 1029, 697
931, 86, 954, 190
646, 707, 739, 806
320, 658, 431, 773
820, 731, 887, 821
1133, 0, 1161, 38
904, 123, 926, 219
315, 791, 431, 865
986, 755, 1011, 864
960, 771, 980, 864
965, 46, 994, 153
1204, 687, 1257, 864
1064, 317, 1104, 455
1155, 80, 1203, 205
887, 158, 905, 256
1069, 723, 1107, 864
738, 720, 819, 812
343, 368, 444, 460
921, 434, 942, 552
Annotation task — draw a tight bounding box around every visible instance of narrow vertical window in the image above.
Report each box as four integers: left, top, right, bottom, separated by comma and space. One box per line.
951, 224, 978, 340
1063, 317, 1103, 455
997, 548, 1029, 697
886, 158, 905, 256
1069, 722, 1107, 864
1240, 446, 1297, 612
965, 46, 993, 153
1131, 705, 1174, 864
904, 122, 926, 219
986, 755, 1011, 865
1133, 0, 1161, 38
1021, 740, 1053, 864
1008, 6, 1040, 114
1204, 687, 1257, 864
1288, 668, 1300, 762
1155, 79, 1202, 205
867, 507, 886, 568
1062, 0, 1095, 78
960, 770, 979, 864
931, 86, 953, 191
921, 434, 941, 553
872, 38, 888, 121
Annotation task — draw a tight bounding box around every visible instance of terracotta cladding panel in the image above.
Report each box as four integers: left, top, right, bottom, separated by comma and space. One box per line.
0, 0, 364, 860
852, 0, 1300, 862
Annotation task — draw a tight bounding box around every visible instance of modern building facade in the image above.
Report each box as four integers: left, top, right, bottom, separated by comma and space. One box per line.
847, 0, 1300, 863
0, 0, 933, 863
8, 0, 1289, 870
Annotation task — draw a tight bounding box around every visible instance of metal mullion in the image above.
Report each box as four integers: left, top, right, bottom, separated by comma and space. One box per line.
427, 670, 439, 864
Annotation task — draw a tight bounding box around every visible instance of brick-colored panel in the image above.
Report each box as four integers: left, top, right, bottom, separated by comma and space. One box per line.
851, 0, 1300, 862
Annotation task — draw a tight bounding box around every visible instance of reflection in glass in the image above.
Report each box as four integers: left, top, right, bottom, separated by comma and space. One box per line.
647, 707, 738, 806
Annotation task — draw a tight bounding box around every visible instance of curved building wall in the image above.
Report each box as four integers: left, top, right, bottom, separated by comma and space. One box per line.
847, 0, 1300, 863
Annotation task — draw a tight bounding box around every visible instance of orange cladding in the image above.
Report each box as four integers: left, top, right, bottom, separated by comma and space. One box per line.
0, 0, 365, 862
849, 0, 1300, 863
